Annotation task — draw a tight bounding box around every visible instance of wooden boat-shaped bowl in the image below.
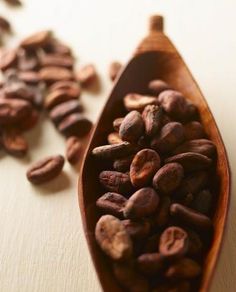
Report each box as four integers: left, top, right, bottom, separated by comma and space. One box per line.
79, 15, 230, 292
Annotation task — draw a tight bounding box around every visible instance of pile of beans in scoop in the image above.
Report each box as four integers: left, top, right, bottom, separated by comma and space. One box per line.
92, 79, 217, 292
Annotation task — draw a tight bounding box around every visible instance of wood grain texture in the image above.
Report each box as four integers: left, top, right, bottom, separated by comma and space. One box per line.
0, 1, 236, 292
79, 15, 230, 292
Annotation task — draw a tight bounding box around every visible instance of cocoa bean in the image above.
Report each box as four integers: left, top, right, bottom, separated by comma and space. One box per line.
148, 79, 171, 95
142, 105, 163, 137
122, 219, 150, 240
184, 121, 205, 140
65, 136, 82, 164
107, 132, 123, 145
124, 93, 158, 112
137, 253, 165, 275
92, 142, 136, 159
165, 258, 201, 279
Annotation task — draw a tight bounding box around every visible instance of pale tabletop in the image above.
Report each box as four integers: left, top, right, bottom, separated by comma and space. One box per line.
0, 0, 236, 291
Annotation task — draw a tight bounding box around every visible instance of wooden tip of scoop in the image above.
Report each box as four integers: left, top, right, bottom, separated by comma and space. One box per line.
149, 15, 164, 33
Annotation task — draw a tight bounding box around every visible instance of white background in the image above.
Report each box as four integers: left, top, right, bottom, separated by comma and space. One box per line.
0, 0, 235, 291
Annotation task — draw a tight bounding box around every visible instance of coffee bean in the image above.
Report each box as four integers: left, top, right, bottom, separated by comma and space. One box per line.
170, 203, 212, 231
190, 189, 213, 215
184, 121, 205, 140
159, 226, 189, 258
95, 215, 133, 261
165, 258, 201, 279
148, 79, 171, 95
109, 61, 122, 81
151, 122, 185, 153
76, 64, 97, 86
18, 109, 39, 132
142, 105, 163, 137
99, 171, 133, 195
153, 163, 184, 194
39, 66, 73, 84
123, 187, 159, 219
49, 100, 82, 125
137, 253, 165, 275
0, 98, 32, 125
113, 262, 149, 292
107, 132, 123, 145
65, 136, 82, 164
58, 113, 92, 137
113, 155, 134, 172
165, 152, 212, 172
2, 128, 28, 157
20, 30, 52, 49
96, 192, 127, 218
122, 219, 150, 240
18, 71, 41, 85
173, 139, 216, 158
124, 93, 158, 112
26, 154, 64, 184
113, 117, 124, 132
44, 88, 79, 109
39, 53, 74, 68
0, 48, 17, 71
119, 111, 144, 143
158, 90, 197, 122
92, 142, 137, 159
130, 149, 161, 188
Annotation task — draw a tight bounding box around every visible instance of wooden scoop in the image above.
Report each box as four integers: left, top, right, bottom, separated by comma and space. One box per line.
78, 15, 230, 292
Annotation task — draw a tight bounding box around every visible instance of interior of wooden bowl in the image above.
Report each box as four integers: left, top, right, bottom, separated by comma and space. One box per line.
79, 51, 230, 292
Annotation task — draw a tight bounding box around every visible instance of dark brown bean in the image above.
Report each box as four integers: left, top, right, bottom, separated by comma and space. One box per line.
119, 111, 144, 143
49, 100, 82, 125
107, 132, 123, 145
76, 64, 97, 86
124, 93, 158, 112
65, 136, 82, 164
137, 253, 165, 275
123, 187, 159, 219
165, 258, 201, 279
113, 262, 149, 292
0, 98, 32, 125
122, 219, 150, 240
165, 152, 212, 172
18, 109, 39, 132
159, 226, 189, 258
158, 90, 197, 122
109, 61, 122, 81
148, 79, 171, 95
187, 230, 203, 255
151, 122, 185, 153
26, 155, 64, 184
113, 117, 124, 132
0, 49, 17, 71
170, 203, 212, 231
95, 215, 133, 261
58, 113, 92, 137
153, 196, 171, 227
130, 149, 161, 187
153, 163, 184, 194
2, 128, 28, 157
20, 30, 52, 48
99, 171, 133, 195
113, 155, 134, 172
39, 53, 74, 68
184, 121, 205, 140
173, 139, 216, 158
44, 88, 79, 109
92, 142, 137, 159
39, 66, 73, 84
142, 105, 163, 137
190, 189, 213, 215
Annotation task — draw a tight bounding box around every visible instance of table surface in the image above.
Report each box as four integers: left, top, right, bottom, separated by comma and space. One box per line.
0, 0, 236, 291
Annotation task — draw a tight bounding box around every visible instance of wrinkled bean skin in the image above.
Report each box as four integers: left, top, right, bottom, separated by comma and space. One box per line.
159, 227, 189, 258
113, 155, 134, 172
119, 111, 144, 143
96, 192, 127, 218
170, 203, 212, 231
130, 149, 161, 188
137, 253, 165, 275
148, 79, 171, 95
142, 105, 163, 137
153, 163, 184, 194
123, 187, 159, 219
165, 152, 212, 173
92, 142, 137, 159
26, 155, 64, 184
99, 171, 133, 195
173, 139, 216, 158
184, 121, 205, 140
122, 219, 150, 240
124, 93, 158, 112
95, 215, 133, 261
158, 90, 197, 122
165, 258, 201, 279
151, 122, 185, 153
